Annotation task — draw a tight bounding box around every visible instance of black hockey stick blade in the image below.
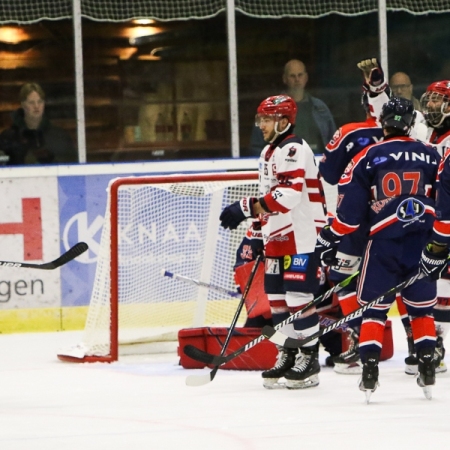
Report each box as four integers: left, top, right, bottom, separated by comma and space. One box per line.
183, 344, 226, 365
182, 270, 360, 367
263, 270, 425, 349
0, 242, 88, 270
185, 254, 263, 387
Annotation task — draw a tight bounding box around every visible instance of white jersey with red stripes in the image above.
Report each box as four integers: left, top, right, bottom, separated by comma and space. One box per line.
257, 134, 327, 257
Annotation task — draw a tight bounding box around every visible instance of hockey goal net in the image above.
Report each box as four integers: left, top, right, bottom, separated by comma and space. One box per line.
58, 171, 261, 362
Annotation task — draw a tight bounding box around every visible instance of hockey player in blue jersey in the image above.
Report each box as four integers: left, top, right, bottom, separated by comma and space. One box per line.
319, 58, 388, 374
315, 97, 441, 401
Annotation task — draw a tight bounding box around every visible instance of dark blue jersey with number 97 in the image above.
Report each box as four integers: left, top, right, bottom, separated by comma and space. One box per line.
331, 135, 441, 240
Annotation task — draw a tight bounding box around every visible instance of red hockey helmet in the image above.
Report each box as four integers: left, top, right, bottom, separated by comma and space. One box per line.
420, 80, 450, 127
255, 95, 297, 126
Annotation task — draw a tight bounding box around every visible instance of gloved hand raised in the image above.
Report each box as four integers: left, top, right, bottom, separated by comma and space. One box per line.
314, 225, 341, 266
220, 197, 257, 230
357, 58, 388, 94
419, 242, 449, 281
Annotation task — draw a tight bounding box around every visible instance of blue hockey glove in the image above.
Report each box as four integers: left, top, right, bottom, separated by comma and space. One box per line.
220, 197, 257, 230
419, 242, 449, 281
315, 226, 341, 266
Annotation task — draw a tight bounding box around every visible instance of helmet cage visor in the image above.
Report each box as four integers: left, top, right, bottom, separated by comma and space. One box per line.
420, 91, 450, 127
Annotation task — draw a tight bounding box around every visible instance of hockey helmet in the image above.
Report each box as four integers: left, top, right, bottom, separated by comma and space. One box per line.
255, 95, 297, 126
379, 96, 416, 133
420, 80, 450, 128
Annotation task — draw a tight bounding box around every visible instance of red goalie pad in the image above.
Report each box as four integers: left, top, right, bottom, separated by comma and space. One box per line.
178, 327, 278, 370
234, 260, 271, 320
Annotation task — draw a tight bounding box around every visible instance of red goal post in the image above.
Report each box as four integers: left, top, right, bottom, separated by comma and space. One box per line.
58, 171, 260, 362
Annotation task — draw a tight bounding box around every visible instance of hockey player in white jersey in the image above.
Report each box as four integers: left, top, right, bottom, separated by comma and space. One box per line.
419, 80, 450, 374
219, 95, 327, 389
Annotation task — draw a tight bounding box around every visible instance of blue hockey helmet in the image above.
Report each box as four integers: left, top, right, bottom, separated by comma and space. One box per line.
379, 96, 416, 133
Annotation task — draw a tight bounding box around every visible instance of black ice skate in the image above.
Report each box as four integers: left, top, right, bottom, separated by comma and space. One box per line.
333, 329, 362, 375
417, 347, 435, 400
284, 344, 320, 389
262, 346, 297, 389
434, 336, 447, 374
358, 352, 380, 404
404, 329, 418, 375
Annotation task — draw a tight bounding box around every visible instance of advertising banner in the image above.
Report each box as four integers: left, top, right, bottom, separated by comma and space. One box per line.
0, 177, 60, 309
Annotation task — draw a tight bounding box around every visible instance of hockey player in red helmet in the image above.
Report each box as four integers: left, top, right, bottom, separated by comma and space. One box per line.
420, 81, 450, 130
254, 95, 297, 142
418, 81, 450, 377
219, 94, 328, 389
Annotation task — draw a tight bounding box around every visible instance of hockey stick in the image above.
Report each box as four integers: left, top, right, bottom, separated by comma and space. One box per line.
183, 270, 359, 367
163, 269, 350, 334
0, 242, 88, 270
161, 269, 241, 298
185, 253, 263, 387
264, 270, 425, 348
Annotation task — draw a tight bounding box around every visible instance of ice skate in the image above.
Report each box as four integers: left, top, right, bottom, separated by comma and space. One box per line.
284, 344, 320, 389
261, 346, 297, 389
434, 336, 447, 374
333, 329, 362, 375
404, 332, 418, 375
358, 352, 379, 404
417, 347, 435, 400
404, 354, 419, 375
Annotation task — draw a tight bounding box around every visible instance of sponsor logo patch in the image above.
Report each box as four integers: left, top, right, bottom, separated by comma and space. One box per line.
284, 254, 309, 272
265, 258, 280, 275
284, 272, 306, 281
396, 197, 425, 222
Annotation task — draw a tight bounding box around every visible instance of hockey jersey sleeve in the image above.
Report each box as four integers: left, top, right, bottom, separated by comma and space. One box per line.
432, 148, 450, 245
260, 137, 317, 214
320, 118, 382, 185
330, 149, 372, 236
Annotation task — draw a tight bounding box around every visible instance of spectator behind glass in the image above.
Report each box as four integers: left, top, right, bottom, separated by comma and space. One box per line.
390, 72, 422, 111
0, 82, 77, 165
248, 59, 336, 156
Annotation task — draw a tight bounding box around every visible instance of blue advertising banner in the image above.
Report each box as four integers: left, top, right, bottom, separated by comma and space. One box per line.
58, 174, 115, 306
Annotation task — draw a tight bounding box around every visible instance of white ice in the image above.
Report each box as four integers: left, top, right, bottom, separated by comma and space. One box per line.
0, 316, 449, 450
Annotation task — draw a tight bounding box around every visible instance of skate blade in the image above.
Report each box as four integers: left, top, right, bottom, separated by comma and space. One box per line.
422, 386, 433, 400
436, 361, 447, 374
263, 379, 286, 389
358, 377, 379, 402
404, 364, 418, 375
285, 374, 319, 390
334, 363, 362, 375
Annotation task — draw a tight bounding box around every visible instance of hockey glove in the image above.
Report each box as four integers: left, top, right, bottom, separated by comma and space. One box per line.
250, 221, 264, 258
419, 242, 449, 281
220, 197, 257, 230
357, 58, 388, 94
315, 226, 341, 266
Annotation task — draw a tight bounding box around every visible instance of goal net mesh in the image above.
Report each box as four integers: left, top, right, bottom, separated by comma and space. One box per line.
1, 1, 448, 24
81, 173, 259, 358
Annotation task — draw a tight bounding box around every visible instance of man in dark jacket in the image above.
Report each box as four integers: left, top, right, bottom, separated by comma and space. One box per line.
0, 82, 77, 165
249, 59, 336, 156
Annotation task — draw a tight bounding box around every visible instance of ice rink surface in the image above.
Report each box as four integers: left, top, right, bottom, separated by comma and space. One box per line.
0, 316, 448, 450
